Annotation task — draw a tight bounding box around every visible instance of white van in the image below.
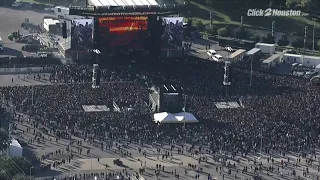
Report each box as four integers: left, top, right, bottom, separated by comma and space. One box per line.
212, 54, 224, 62
207, 49, 217, 58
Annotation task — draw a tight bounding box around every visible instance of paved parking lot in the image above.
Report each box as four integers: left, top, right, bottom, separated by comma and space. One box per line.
0, 74, 51, 86
0, 7, 50, 57
185, 38, 232, 60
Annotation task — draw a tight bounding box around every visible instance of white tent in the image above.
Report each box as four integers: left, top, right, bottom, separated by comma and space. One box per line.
154, 112, 178, 123
154, 112, 199, 124
8, 139, 23, 157
175, 112, 199, 123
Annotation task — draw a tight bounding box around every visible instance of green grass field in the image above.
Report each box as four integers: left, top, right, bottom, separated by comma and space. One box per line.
17, 0, 320, 36
185, 1, 320, 36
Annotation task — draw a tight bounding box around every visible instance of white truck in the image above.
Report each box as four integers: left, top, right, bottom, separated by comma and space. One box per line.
255, 43, 276, 55
0, 36, 3, 52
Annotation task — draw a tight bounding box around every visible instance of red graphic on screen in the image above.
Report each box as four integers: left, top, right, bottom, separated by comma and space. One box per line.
98, 16, 148, 47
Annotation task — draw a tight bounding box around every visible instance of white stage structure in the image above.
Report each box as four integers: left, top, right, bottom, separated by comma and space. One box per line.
89, 0, 159, 6
154, 112, 198, 124
8, 139, 23, 157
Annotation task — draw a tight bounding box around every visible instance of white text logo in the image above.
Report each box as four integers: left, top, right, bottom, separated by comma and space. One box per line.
247, 8, 308, 17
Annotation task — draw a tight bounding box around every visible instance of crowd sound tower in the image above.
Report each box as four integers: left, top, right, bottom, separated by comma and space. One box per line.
223, 61, 232, 96
92, 64, 101, 88
92, 18, 101, 89
149, 84, 183, 113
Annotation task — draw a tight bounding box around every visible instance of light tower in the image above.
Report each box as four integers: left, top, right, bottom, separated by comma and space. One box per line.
92, 64, 100, 89
92, 49, 101, 89
223, 61, 231, 97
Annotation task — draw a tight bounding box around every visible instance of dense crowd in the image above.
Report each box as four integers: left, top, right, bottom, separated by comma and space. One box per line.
71, 20, 93, 50
1, 57, 320, 157
161, 17, 184, 49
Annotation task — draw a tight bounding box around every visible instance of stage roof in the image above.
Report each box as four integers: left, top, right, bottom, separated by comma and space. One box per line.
89, 0, 159, 6
154, 112, 199, 124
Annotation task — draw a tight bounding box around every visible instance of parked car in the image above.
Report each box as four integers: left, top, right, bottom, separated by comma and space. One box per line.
207, 49, 217, 58
212, 54, 224, 62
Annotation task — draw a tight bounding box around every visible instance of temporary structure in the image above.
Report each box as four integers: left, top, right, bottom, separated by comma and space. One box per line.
175, 112, 199, 123
154, 112, 178, 123
154, 112, 199, 124
8, 139, 23, 157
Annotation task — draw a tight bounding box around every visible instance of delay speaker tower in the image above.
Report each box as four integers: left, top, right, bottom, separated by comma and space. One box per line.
62, 21, 67, 39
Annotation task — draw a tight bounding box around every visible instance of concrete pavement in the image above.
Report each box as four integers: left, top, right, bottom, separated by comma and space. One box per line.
0, 7, 50, 57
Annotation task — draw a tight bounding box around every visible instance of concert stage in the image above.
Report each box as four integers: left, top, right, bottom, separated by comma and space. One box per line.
65, 1, 185, 61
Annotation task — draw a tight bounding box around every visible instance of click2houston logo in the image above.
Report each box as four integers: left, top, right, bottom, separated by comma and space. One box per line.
247, 8, 309, 17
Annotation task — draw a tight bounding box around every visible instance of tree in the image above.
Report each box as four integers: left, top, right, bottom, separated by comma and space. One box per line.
1, 0, 15, 6
300, 0, 312, 9
250, 35, 261, 43
286, 0, 295, 8
207, 26, 218, 36
277, 34, 290, 46
291, 38, 304, 49
195, 20, 205, 32
218, 28, 228, 37
234, 27, 250, 39
262, 33, 275, 44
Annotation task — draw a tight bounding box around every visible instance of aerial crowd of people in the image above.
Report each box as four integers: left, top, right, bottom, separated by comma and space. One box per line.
1, 57, 319, 158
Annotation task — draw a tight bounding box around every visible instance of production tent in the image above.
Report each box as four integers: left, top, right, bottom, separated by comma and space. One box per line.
154, 112, 178, 123
175, 112, 199, 123
8, 139, 23, 157
154, 112, 199, 124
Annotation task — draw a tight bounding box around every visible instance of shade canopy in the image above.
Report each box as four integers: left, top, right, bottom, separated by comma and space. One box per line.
9, 139, 23, 157
154, 112, 199, 124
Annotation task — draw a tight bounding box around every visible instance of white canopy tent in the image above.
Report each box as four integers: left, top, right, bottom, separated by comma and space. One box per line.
154, 112, 199, 124
8, 139, 23, 157
153, 112, 178, 123
175, 112, 199, 123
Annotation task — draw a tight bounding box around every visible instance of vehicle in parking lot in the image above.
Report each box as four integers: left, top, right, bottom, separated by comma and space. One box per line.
207, 49, 217, 58
224, 46, 234, 52
212, 54, 224, 62
12, 2, 22, 7
305, 71, 318, 79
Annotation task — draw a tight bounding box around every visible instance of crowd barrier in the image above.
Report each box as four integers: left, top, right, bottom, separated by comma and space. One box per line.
0, 57, 62, 65
0, 67, 53, 74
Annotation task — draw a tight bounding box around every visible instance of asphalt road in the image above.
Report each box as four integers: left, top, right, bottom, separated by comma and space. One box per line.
0, 7, 50, 57
185, 38, 232, 60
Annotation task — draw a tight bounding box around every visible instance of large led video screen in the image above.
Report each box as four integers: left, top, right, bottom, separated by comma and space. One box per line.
71, 19, 93, 50
98, 16, 148, 48
161, 17, 184, 50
